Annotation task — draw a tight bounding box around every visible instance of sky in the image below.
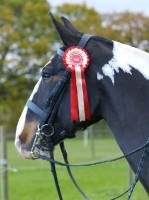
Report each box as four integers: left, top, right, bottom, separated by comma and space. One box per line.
49, 0, 149, 16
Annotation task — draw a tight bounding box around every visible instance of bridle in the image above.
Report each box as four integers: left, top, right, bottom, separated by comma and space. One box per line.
26, 33, 149, 200
26, 34, 92, 199
27, 69, 72, 157
27, 33, 92, 157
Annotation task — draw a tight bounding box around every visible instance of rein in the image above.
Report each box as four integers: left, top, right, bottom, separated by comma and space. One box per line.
36, 132, 149, 200
26, 33, 149, 199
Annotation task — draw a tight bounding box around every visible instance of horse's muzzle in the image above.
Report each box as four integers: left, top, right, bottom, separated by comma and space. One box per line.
14, 136, 50, 159
14, 138, 33, 159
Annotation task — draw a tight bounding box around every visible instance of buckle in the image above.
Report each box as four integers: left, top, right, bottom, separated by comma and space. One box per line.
30, 124, 54, 159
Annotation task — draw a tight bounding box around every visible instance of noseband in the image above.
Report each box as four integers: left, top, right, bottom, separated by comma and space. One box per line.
26, 33, 149, 200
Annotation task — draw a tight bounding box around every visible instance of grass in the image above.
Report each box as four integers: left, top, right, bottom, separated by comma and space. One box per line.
1, 136, 148, 200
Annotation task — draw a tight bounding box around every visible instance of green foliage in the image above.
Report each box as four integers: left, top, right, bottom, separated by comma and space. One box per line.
101, 12, 149, 51
0, 0, 53, 128
56, 3, 102, 34
0, 1, 149, 131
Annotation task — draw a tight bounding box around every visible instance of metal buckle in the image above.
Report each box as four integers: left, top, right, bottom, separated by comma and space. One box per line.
30, 125, 41, 159
30, 124, 54, 159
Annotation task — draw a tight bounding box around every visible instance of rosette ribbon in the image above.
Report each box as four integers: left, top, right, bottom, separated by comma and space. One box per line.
63, 46, 90, 121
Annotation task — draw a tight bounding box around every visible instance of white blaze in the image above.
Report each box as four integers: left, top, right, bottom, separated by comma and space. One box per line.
15, 77, 42, 140
101, 41, 149, 83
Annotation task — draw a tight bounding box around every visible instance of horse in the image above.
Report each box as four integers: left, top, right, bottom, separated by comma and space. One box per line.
15, 13, 149, 197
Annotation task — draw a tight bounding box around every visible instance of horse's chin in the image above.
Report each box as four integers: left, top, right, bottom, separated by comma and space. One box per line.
15, 138, 49, 159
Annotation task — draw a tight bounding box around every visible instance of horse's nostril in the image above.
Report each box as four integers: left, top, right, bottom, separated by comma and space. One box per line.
19, 135, 23, 143
15, 137, 26, 153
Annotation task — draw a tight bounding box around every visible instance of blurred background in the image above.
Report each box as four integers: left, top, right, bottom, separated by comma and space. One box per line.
1, 0, 149, 133
0, 0, 149, 199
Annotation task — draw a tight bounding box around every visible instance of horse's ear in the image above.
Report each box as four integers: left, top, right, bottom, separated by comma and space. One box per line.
61, 16, 81, 35
49, 12, 79, 46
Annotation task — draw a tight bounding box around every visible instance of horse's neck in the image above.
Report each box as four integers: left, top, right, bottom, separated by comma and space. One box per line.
99, 42, 149, 151
97, 42, 149, 193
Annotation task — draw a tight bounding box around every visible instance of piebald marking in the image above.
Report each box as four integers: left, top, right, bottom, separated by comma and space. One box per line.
97, 41, 149, 83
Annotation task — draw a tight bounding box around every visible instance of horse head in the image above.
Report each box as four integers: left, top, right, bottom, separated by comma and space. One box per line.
15, 14, 113, 159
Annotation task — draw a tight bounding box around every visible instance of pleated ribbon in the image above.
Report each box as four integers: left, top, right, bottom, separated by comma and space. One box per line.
63, 46, 90, 121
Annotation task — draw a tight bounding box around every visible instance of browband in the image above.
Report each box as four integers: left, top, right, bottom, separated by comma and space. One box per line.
57, 48, 64, 57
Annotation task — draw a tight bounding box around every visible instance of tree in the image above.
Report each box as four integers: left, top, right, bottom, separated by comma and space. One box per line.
0, 0, 54, 128
56, 3, 102, 35
101, 12, 149, 52
0, 2, 102, 129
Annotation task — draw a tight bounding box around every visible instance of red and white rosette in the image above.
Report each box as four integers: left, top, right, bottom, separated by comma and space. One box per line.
63, 46, 90, 121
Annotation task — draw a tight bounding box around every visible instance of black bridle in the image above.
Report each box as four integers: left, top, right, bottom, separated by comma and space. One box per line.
26, 33, 149, 200
27, 34, 92, 200
27, 33, 92, 156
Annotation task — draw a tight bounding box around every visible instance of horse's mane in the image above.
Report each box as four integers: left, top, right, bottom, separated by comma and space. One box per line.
92, 35, 113, 46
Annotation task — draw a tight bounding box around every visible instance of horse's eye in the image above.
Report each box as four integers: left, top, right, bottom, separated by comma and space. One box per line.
43, 73, 50, 78
42, 73, 52, 83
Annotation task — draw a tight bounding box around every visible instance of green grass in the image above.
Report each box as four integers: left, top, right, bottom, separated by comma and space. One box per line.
1, 137, 148, 200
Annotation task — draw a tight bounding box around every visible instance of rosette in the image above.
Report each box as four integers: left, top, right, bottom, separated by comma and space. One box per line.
63, 46, 90, 121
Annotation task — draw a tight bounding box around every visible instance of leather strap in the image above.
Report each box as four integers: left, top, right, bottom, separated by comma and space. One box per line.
78, 34, 92, 48
57, 48, 64, 57
26, 100, 43, 117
